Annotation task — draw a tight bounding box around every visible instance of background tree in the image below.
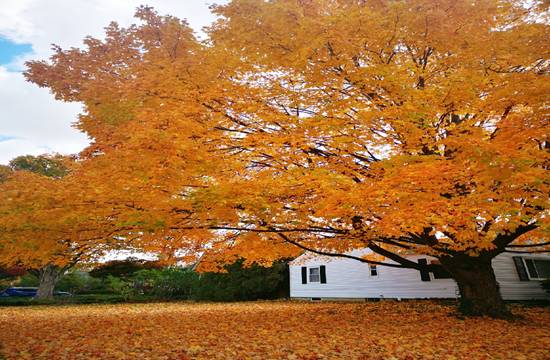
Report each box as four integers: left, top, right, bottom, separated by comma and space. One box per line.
89, 258, 163, 279
23, 1, 549, 316
0, 155, 134, 299
0, 155, 73, 298
9, 154, 70, 178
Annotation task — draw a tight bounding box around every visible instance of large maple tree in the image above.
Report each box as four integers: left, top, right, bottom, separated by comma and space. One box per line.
23, 0, 549, 316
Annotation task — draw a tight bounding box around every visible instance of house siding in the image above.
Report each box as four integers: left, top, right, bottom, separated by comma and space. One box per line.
289, 250, 549, 300
493, 253, 549, 300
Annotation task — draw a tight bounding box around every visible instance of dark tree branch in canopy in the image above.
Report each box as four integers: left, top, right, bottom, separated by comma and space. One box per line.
277, 233, 419, 269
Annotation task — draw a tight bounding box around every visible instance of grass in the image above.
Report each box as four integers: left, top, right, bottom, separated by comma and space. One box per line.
0, 301, 549, 359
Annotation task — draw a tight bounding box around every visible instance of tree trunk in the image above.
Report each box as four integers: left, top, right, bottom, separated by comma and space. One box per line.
35, 264, 62, 300
440, 255, 511, 318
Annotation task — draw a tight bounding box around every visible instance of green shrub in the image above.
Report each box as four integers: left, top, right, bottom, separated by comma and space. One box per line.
0, 260, 290, 304
192, 259, 289, 302
133, 267, 198, 299
104, 275, 132, 299
0, 293, 156, 306
55, 271, 106, 294
89, 258, 162, 279
65, 294, 128, 304
17, 273, 39, 287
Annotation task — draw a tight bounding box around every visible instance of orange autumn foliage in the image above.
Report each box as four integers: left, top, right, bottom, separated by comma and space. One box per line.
0, 301, 549, 359
22, 1, 549, 257
0, 158, 147, 270
0, 159, 97, 270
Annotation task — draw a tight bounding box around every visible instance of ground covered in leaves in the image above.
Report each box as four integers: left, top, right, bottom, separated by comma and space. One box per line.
0, 301, 548, 359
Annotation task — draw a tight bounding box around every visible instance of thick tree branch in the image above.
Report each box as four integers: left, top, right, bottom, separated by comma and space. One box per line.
492, 223, 539, 250
506, 241, 550, 248
367, 242, 426, 270
504, 249, 550, 254
277, 233, 410, 269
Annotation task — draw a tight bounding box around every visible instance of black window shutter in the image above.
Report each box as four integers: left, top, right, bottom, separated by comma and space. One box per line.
320, 265, 327, 284
418, 258, 431, 281
301, 266, 307, 284
524, 259, 539, 278
512, 257, 529, 281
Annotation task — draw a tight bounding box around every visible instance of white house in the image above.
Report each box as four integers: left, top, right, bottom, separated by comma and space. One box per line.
289, 249, 550, 300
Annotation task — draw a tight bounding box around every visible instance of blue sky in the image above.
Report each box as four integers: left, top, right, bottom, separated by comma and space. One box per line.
0, 37, 31, 150
0, 37, 32, 67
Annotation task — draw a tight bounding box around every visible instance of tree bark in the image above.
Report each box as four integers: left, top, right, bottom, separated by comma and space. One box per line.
35, 264, 62, 300
440, 255, 511, 318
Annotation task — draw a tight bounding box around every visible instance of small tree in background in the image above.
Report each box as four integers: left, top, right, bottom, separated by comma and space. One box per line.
0, 155, 129, 299
0, 155, 73, 299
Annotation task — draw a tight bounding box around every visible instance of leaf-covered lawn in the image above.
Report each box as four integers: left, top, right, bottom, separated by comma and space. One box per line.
0, 301, 548, 359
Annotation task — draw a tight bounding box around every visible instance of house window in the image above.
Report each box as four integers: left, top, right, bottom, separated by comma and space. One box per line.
309, 267, 320, 283
523, 258, 550, 280
369, 265, 378, 277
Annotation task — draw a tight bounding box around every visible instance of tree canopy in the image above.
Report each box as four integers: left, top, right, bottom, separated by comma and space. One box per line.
7, 0, 549, 315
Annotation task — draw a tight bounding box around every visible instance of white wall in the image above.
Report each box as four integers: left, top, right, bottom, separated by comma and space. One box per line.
494, 253, 549, 300
289, 250, 549, 300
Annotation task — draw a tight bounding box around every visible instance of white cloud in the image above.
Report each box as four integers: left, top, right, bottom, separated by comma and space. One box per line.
0, 66, 90, 164
0, 0, 226, 164
2, 0, 222, 66
0, 139, 50, 164
0, 0, 35, 43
